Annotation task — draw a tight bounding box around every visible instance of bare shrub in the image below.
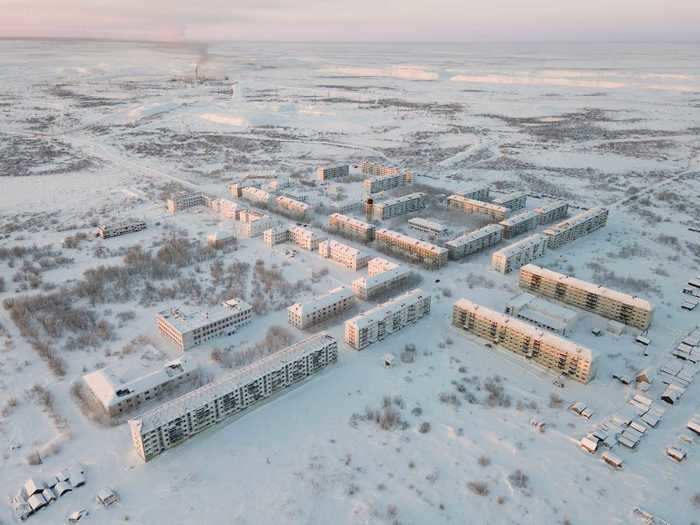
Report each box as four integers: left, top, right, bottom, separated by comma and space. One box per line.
26, 451, 42, 465
549, 393, 564, 409
418, 422, 431, 434
477, 455, 491, 467
692, 493, 700, 508
483, 376, 511, 408
0, 276, 5, 293
508, 469, 529, 490
400, 343, 416, 363
411, 406, 423, 417
1, 396, 19, 417
439, 392, 461, 408
467, 481, 489, 496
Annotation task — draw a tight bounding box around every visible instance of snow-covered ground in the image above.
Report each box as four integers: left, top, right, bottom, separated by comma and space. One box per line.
1, 40, 699, 525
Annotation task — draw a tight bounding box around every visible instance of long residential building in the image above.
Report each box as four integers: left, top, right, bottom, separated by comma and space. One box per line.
328, 213, 376, 242
345, 289, 431, 350
157, 299, 254, 351
290, 226, 327, 251
543, 208, 609, 249
447, 194, 510, 221
461, 186, 490, 202
519, 264, 654, 329
206, 197, 240, 219
166, 191, 205, 213
367, 192, 426, 220
318, 240, 371, 271
288, 287, 355, 329
241, 187, 272, 205
363, 172, 412, 194
229, 182, 260, 198
446, 224, 504, 260
534, 201, 569, 225
499, 210, 540, 239
375, 228, 448, 268
97, 219, 146, 239
352, 258, 411, 300
128, 334, 338, 461
316, 165, 349, 181
233, 211, 275, 238
452, 299, 597, 383
408, 217, 448, 237
275, 195, 310, 216
491, 234, 548, 274
492, 192, 527, 211
83, 358, 197, 417
360, 161, 401, 178
263, 226, 290, 247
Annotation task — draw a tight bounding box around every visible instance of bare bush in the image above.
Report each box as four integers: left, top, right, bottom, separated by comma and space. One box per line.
483, 376, 511, 408
439, 392, 461, 408
477, 455, 491, 467
400, 343, 416, 363
26, 451, 42, 465
549, 393, 564, 409
467, 481, 489, 496
418, 421, 431, 434
692, 493, 700, 508
508, 469, 529, 490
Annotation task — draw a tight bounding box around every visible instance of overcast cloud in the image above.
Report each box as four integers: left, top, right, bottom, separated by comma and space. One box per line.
1, 0, 698, 42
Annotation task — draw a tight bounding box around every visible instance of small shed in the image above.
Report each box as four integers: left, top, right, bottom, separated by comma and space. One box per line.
97, 488, 119, 507
580, 434, 599, 453
69, 468, 86, 488
42, 488, 56, 503
635, 335, 651, 346
601, 451, 623, 470
11, 497, 33, 522
55, 481, 73, 497
606, 320, 625, 335
24, 478, 45, 497
661, 384, 685, 405
27, 493, 47, 512
687, 416, 700, 436
666, 446, 686, 463
384, 353, 396, 368
569, 401, 587, 415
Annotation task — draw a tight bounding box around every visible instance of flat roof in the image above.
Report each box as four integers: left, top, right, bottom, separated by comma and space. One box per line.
347, 288, 428, 330
99, 219, 145, 229
446, 224, 504, 248
84, 357, 196, 409
544, 207, 608, 235
376, 228, 448, 256
130, 333, 336, 433
158, 298, 252, 334
447, 194, 509, 213
454, 298, 594, 362
493, 234, 547, 258
288, 286, 354, 315
520, 264, 653, 312
328, 213, 375, 229
321, 240, 366, 258
492, 191, 527, 203
499, 210, 539, 227
275, 195, 310, 209
408, 217, 447, 232
534, 201, 568, 214
375, 192, 426, 208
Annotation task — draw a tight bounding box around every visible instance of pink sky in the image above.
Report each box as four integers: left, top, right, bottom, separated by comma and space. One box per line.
1, 0, 699, 42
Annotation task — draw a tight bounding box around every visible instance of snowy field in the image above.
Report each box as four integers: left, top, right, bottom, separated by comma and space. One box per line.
1, 40, 700, 525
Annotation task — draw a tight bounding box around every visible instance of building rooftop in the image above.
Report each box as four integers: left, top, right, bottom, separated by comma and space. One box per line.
376, 228, 448, 256
354, 264, 410, 290
290, 225, 326, 241
544, 207, 608, 235
288, 286, 354, 316
499, 210, 539, 227
493, 234, 547, 258
446, 224, 504, 248
408, 217, 447, 233
130, 333, 336, 433
454, 298, 594, 362
83, 357, 196, 410
328, 213, 375, 230
347, 289, 427, 330
492, 191, 527, 204
276, 195, 310, 210
520, 264, 653, 312
374, 192, 426, 208
157, 298, 252, 334
321, 240, 364, 258
447, 194, 509, 214
534, 201, 568, 214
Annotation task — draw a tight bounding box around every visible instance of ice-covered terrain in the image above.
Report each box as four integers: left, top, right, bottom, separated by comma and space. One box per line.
1, 40, 700, 525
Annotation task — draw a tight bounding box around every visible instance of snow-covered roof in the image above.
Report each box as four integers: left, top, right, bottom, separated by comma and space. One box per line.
157, 298, 252, 334
288, 286, 354, 316
328, 213, 375, 230
376, 229, 448, 256
454, 298, 595, 362
492, 234, 547, 258
83, 357, 196, 410
446, 224, 504, 248
492, 191, 527, 204
347, 289, 428, 330
534, 201, 568, 214
354, 264, 411, 290
408, 217, 447, 233
130, 333, 337, 433
447, 194, 509, 214
275, 195, 310, 210
374, 192, 426, 208
543, 207, 608, 235
520, 264, 653, 312
499, 210, 539, 227
320, 240, 366, 258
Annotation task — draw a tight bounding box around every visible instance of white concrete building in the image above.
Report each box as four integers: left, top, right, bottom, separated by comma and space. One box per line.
492, 192, 527, 211
97, 219, 146, 239
368, 192, 426, 220
375, 228, 448, 268
275, 195, 310, 216
228, 181, 260, 198
543, 207, 609, 249
318, 240, 371, 270
491, 233, 548, 274
129, 333, 338, 461
316, 165, 350, 181
408, 217, 448, 237
461, 186, 490, 202
452, 298, 597, 384
234, 210, 275, 238
289, 226, 327, 251
157, 299, 253, 351
447, 194, 510, 220
288, 286, 355, 329
263, 226, 290, 247
534, 201, 569, 225
83, 357, 198, 417
345, 288, 431, 350
328, 213, 375, 242
241, 186, 272, 205
352, 258, 411, 300
363, 172, 413, 194
166, 191, 205, 213
207, 230, 237, 248
505, 293, 579, 336
499, 210, 540, 239
446, 224, 504, 260
206, 197, 239, 219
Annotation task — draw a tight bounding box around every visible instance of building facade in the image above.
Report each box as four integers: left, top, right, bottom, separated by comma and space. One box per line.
452, 298, 597, 383
328, 213, 376, 242
461, 186, 490, 202
288, 286, 355, 329
318, 240, 371, 271
316, 165, 350, 181
345, 289, 431, 350
519, 264, 653, 329
289, 226, 327, 251
543, 208, 609, 249
499, 210, 540, 239
447, 194, 510, 220
157, 299, 254, 351
275, 195, 310, 216
352, 259, 411, 300
367, 192, 427, 220
363, 172, 413, 194
97, 219, 146, 239
491, 234, 548, 274
534, 201, 569, 225
375, 228, 448, 268
129, 334, 338, 461
492, 192, 527, 211
206, 197, 240, 219
446, 224, 504, 260
263, 226, 291, 247
166, 191, 205, 213
241, 186, 272, 206
408, 217, 448, 237
505, 293, 579, 336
